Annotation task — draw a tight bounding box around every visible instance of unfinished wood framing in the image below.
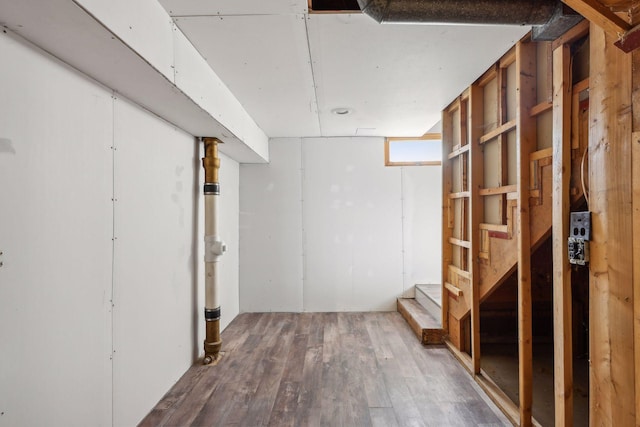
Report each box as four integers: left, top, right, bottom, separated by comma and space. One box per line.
551, 42, 573, 427
442, 93, 473, 351
469, 83, 483, 375
437, 14, 640, 427
441, 104, 455, 332
515, 39, 537, 427
588, 23, 635, 426
441, 33, 557, 426
634, 47, 640, 427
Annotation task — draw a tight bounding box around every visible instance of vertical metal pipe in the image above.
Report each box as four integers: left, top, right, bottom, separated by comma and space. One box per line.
202, 137, 226, 365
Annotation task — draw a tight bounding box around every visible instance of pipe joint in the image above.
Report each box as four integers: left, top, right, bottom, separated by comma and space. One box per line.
205, 235, 226, 262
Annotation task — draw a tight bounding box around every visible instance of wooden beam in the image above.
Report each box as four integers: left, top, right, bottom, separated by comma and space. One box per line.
479, 185, 518, 196
589, 23, 635, 426
529, 101, 553, 117
448, 191, 470, 199
447, 143, 470, 159
633, 47, 640, 427
441, 109, 454, 332
516, 39, 536, 427
562, 0, 631, 36
633, 130, 640, 426
444, 282, 463, 297
529, 147, 554, 161
552, 43, 574, 427
479, 119, 517, 144
469, 83, 484, 375
448, 237, 470, 249
479, 223, 509, 233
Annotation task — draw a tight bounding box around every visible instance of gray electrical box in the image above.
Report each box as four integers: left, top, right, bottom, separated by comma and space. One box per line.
568, 211, 590, 265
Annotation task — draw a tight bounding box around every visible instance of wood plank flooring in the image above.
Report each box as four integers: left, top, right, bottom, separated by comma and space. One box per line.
140, 312, 510, 427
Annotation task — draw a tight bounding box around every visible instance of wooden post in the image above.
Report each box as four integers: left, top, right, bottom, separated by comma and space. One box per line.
516, 39, 536, 427
442, 110, 453, 332
589, 23, 635, 426
469, 84, 484, 375
633, 48, 640, 427
551, 43, 573, 427
633, 128, 640, 427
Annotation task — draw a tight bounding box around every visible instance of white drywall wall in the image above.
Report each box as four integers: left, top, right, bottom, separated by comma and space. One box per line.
239, 138, 304, 312
239, 137, 442, 312
0, 31, 114, 427
0, 31, 241, 427
111, 97, 197, 427
302, 137, 404, 311
401, 167, 442, 289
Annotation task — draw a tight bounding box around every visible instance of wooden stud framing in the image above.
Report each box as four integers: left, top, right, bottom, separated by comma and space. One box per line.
441, 110, 454, 332
516, 39, 536, 427
589, 23, 635, 426
479, 120, 517, 144
633, 129, 640, 426
552, 43, 573, 427
633, 47, 640, 427
469, 83, 484, 375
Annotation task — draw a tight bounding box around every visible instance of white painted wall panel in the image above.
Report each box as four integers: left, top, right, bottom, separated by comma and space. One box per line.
302, 137, 404, 311
111, 97, 200, 426
0, 32, 113, 427
0, 30, 243, 427
240, 137, 441, 313
74, 0, 176, 81
239, 138, 304, 312
401, 167, 442, 290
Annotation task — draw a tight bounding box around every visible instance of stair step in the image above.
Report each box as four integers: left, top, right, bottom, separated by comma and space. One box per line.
415, 283, 442, 322
397, 298, 445, 345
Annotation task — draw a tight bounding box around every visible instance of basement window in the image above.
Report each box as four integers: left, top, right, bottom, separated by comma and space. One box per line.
308, 0, 361, 12
385, 134, 442, 166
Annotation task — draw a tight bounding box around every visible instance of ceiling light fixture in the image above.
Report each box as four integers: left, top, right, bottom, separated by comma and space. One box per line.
331, 107, 353, 116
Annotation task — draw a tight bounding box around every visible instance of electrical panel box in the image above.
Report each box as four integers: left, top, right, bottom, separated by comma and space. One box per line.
568, 211, 590, 265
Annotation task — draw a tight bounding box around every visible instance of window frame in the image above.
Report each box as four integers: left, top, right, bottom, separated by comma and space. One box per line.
384, 133, 442, 166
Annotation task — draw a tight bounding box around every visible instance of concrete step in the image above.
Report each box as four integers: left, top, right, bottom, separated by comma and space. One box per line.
397, 298, 445, 345
415, 283, 442, 322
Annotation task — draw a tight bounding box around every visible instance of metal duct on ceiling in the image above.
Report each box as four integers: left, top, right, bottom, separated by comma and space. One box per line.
356, 0, 584, 41
357, 0, 560, 25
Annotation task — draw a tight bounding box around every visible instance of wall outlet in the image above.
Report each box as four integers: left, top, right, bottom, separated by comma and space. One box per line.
568, 237, 589, 265
568, 212, 591, 265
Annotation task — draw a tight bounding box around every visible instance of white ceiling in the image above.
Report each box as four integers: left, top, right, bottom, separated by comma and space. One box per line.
159, 0, 530, 138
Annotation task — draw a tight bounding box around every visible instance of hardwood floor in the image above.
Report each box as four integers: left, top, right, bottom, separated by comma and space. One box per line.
140, 312, 510, 427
